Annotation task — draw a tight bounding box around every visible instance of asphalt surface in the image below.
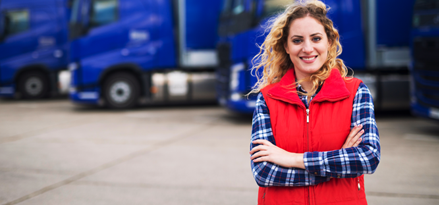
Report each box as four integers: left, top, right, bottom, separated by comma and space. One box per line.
0, 98, 438, 205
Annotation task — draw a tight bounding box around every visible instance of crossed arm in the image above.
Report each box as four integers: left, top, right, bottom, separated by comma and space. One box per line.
250, 83, 381, 187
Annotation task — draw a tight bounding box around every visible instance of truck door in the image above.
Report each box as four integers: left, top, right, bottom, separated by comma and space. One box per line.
0, 7, 34, 85
69, 0, 124, 84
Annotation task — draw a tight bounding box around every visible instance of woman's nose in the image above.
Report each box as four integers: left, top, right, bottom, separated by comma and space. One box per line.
302, 41, 314, 53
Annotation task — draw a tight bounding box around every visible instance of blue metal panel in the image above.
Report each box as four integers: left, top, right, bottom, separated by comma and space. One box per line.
186, 0, 223, 49
157, 0, 177, 67
325, 0, 366, 69
377, 0, 415, 47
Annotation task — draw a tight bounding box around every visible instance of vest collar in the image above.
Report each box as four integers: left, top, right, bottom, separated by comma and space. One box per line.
267, 68, 351, 105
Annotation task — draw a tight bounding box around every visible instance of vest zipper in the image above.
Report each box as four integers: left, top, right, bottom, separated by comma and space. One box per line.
306, 109, 309, 123
306, 108, 311, 205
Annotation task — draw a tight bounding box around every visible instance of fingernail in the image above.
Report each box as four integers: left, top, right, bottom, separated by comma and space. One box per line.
358, 138, 362, 141
361, 130, 364, 132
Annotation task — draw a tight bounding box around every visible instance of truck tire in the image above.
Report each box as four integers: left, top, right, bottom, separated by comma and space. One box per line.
18, 71, 49, 99
103, 72, 140, 109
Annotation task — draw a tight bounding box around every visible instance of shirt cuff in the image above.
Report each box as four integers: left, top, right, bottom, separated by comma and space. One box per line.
304, 151, 328, 177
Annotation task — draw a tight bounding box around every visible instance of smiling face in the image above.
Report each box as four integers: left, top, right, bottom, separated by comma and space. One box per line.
284, 16, 330, 81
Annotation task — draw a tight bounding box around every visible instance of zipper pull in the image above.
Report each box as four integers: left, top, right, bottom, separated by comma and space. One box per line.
306, 109, 309, 123
358, 178, 361, 190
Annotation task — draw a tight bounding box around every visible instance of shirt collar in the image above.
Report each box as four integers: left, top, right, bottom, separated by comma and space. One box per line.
267, 68, 351, 105
296, 81, 323, 98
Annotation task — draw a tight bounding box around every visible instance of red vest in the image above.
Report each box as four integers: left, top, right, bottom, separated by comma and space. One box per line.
259, 68, 366, 205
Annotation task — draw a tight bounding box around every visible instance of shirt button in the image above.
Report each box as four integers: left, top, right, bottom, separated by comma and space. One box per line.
337, 175, 341, 178
315, 172, 318, 175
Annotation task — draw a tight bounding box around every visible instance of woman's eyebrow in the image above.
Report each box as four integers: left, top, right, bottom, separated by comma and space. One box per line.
310, 32, 323, 36
291, 32, 323, 39
291, 35, 303, 39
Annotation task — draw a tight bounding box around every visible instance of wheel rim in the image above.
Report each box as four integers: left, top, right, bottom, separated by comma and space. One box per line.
25, 77, 43, 96
109, 81, 131, 103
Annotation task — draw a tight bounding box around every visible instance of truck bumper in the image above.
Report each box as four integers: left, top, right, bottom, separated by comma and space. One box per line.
69, 88, 100, 105
225, 98, 256, 114
0, 85, 15, 97
411, 102, 439, 121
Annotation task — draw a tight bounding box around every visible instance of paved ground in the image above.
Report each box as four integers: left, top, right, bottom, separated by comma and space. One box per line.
0, 98, 438, 205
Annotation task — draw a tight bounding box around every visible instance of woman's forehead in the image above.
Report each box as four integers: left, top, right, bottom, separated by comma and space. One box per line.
288, 16, 325, 36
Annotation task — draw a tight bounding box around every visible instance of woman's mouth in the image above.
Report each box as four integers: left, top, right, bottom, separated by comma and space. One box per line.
300, 56, 318, 63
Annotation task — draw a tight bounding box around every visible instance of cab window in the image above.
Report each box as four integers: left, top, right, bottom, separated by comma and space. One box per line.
4, 10, 29, 36
262, 0, 292, 19
90, 0, 118, 28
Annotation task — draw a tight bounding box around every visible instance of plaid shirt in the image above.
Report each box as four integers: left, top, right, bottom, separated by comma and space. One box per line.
250, 83, 380, 187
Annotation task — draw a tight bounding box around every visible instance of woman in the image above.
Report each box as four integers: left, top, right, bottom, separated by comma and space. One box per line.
249, 0, 380, 204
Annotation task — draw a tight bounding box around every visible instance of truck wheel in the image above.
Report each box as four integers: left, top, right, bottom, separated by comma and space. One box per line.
18, 71, 49, 99
103, 72, 140, 109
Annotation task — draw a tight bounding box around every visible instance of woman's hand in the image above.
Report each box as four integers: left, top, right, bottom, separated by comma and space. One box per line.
250, 140, 305, 169
342, 124, 364, 149
250, 125, 364, 168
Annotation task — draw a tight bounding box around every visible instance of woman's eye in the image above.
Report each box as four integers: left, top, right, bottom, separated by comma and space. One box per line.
313, 37, 321, 42
292, 39, 302, 44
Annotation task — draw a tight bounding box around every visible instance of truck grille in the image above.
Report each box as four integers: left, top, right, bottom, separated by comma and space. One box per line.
413, 37, 439, 109
216, 43, 231, 100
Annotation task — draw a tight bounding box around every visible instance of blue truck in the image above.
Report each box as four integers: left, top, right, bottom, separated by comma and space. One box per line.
68, 0, 223, 108
410, 0, 439, 121
0, 0, 71, 99
217, 0, 415, 113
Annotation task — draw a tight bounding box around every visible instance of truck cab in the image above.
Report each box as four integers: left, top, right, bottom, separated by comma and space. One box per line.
0, 0, 70, 99
217, 0, 415, 114
410, 0, 439, 121
68, 0, 223, 108
217, 0, 280, 113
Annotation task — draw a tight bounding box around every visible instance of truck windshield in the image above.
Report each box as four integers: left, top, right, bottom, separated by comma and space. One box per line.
221, 0, 248, 16
414, 0, 439, 11
232, 0, 245, 15
413, 0, 439, 28
221, 0, 233, 14
262, 0, 293, 19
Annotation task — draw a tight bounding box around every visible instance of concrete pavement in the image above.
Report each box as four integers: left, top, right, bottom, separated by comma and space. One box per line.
0, 99, 438, 205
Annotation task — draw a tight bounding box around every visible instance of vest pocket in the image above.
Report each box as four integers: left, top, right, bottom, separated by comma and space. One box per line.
357, 176, 367, 200
258, 187, 267, 204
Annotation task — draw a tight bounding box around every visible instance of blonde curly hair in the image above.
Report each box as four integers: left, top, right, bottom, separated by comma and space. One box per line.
250, 0, 349, 97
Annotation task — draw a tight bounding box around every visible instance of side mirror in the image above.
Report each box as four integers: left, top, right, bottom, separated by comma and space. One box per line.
0, 13, 5, 41
81, 0, 91, 34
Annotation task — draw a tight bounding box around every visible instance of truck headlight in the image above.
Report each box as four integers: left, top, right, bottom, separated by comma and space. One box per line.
68, 62, 78, 71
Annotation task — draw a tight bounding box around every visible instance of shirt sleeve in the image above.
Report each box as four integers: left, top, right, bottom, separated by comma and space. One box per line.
303, 83, 381, 178
250, 93, 331, 187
